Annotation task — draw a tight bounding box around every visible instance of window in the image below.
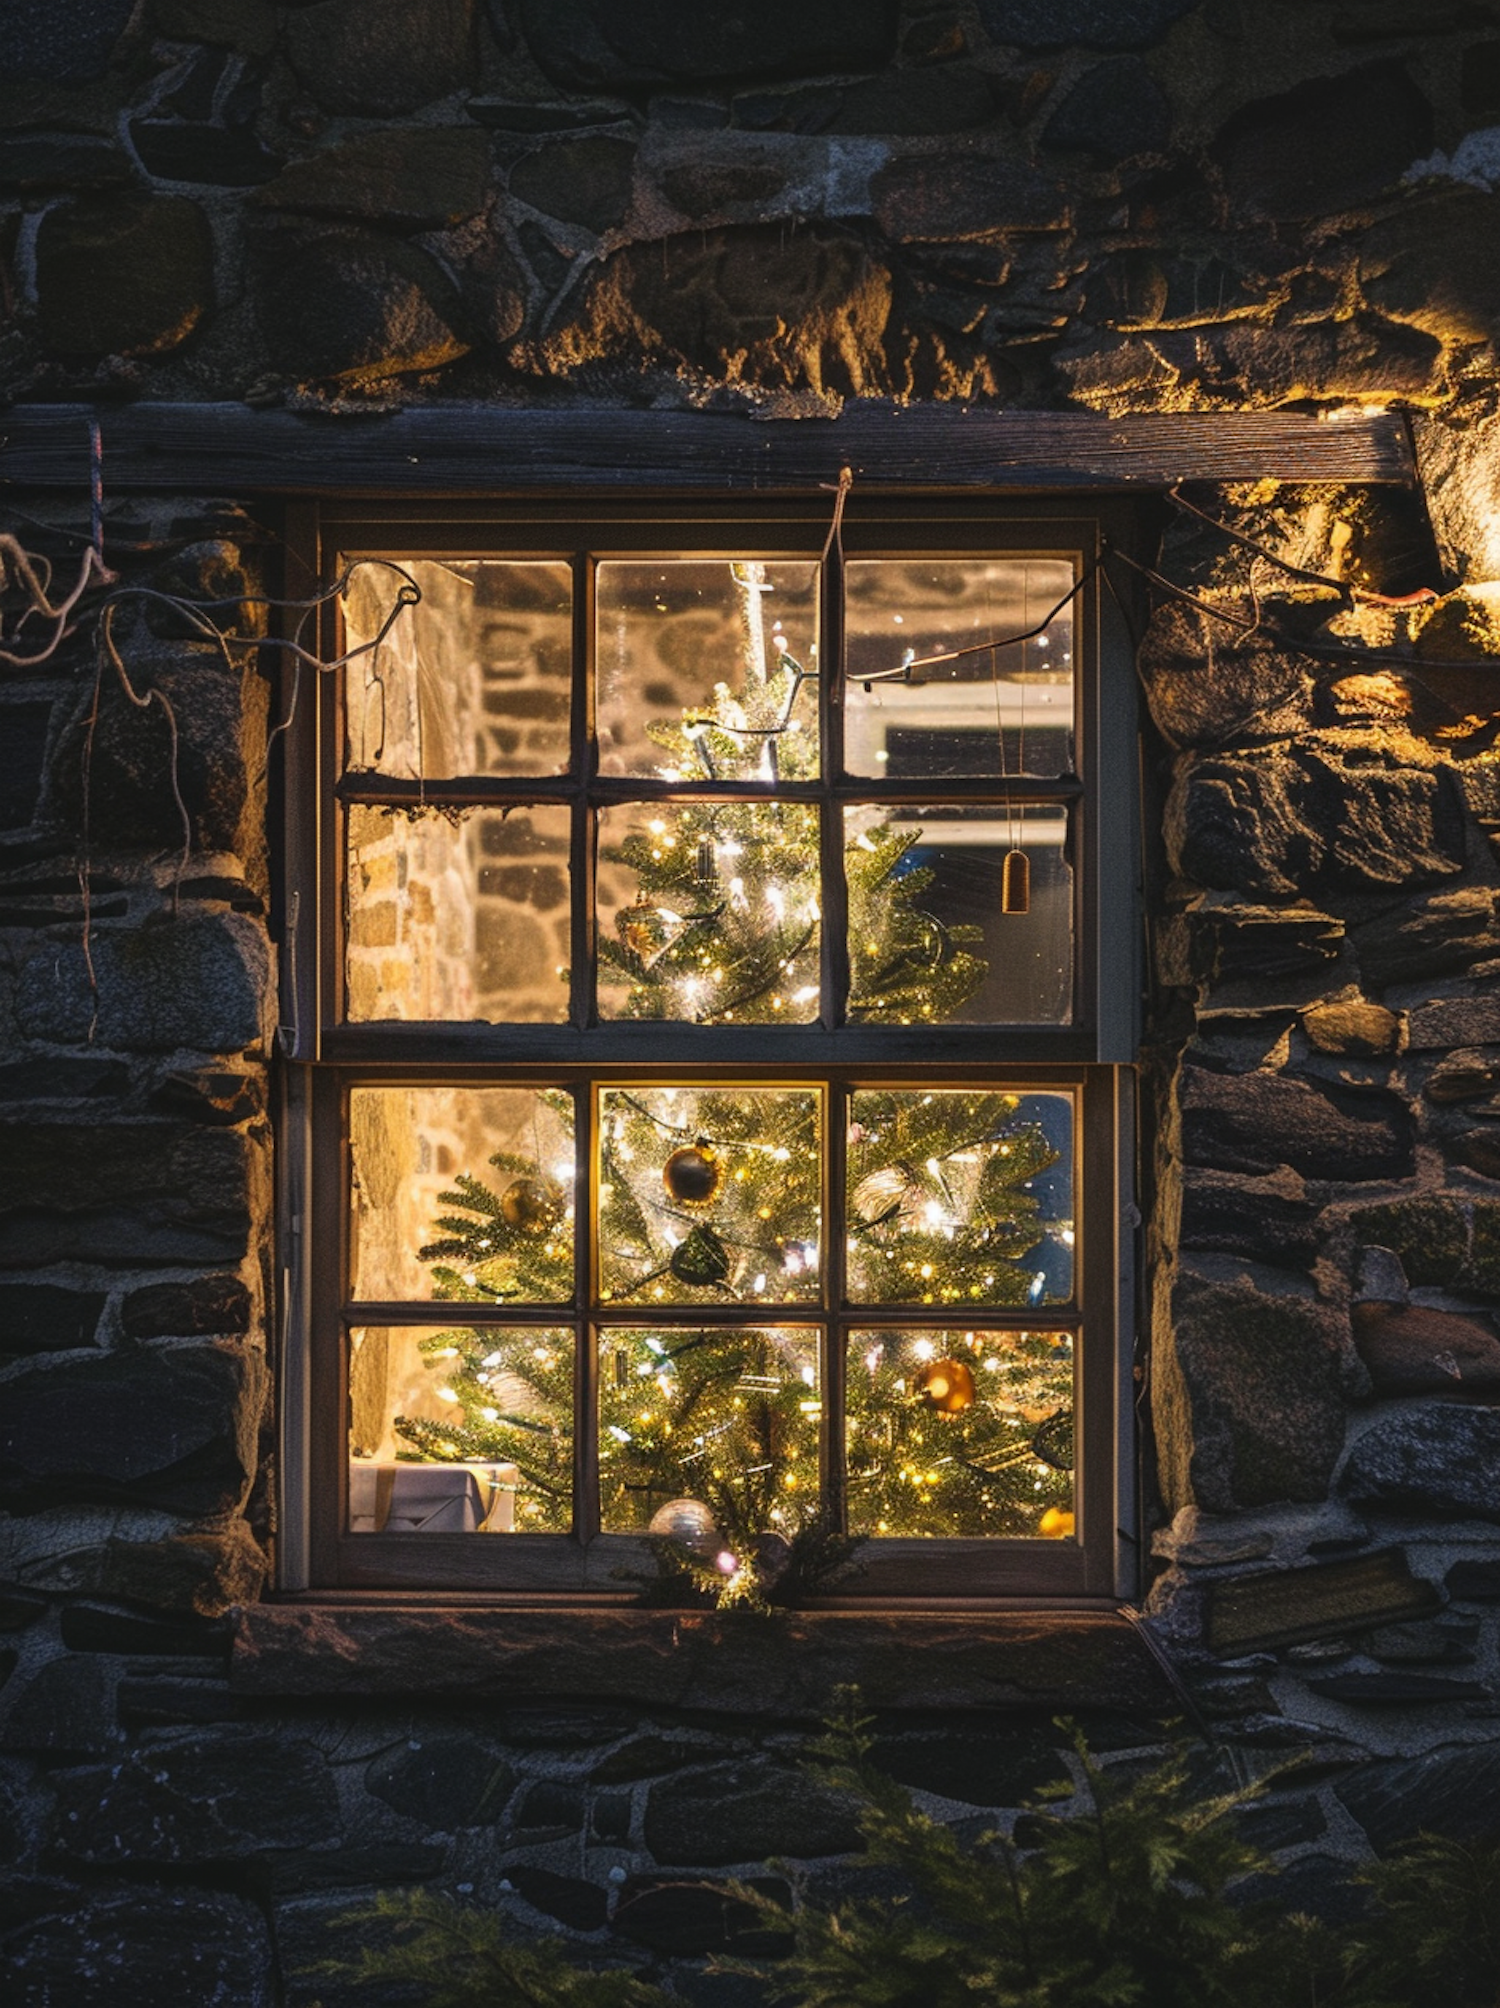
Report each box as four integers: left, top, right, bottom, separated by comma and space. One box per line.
279, 496, 1138, 1602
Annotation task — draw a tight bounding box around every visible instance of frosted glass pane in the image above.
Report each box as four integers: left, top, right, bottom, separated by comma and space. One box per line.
343, 558, 572, 779
597, 559, 819, 781
845, 558, 1075, 780
346, 804, 570, 1024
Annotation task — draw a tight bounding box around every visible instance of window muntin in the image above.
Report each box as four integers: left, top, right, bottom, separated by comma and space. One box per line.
302, 502, 1123, 1600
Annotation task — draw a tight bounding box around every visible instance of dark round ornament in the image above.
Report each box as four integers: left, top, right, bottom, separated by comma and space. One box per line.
663, 1140, 724, 1209
917, 1357, 976, 1414
500, 1176, 564, 1237
670, 1223, 731, 1286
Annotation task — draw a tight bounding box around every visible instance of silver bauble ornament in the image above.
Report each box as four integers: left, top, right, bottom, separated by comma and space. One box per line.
647, 1496, 719, 1558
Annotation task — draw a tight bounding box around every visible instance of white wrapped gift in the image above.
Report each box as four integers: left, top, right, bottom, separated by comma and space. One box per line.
349, 1461, 518, 1534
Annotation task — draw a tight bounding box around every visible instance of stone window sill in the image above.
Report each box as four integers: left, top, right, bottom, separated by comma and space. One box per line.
231, 1603, 1172, 1716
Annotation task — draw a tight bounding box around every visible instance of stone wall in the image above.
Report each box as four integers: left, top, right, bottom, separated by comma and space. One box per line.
7, 3, 1500, 2004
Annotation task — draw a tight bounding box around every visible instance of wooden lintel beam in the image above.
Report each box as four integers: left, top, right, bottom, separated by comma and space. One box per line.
0, 400, 1413, 494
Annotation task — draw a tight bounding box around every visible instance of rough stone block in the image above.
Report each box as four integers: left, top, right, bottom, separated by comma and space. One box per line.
1428, 1049, 1500, 1103
1205, 1549, 1439, 1654
35, 194, 214, 357
0, 1653, 120, 1755
0, 1340, 265, 1516
252, 226, 470, 384
255, 126, 494, 229
1350, 1197, 1468, 1288
1341, 1405, 1500, 1519
96, 1521, 268, 1616
1352, 1301, 1500, 1396
1352, 887, 1500, 988
48, 1729, 340, 1866
872, 154, 1070, 240
514, 1780, 585, 1833
1446, 1558, 1500, 1600
610, 1875, 791, 1955
150, 1068, 266, 1126
1138, 602, 1313, 750
869, 1724, 1067, 1806
1040, 57, 1171, 158
121, 1274, 251, 1338
285, 0, 477, 115
1363, 190, 1500, 346
0, 1283, 106, 1355
1180, 1067, 1415, 1181
1307, 1670, 1489, 1703
517, 0, 897, 89
1407, 994, 1500, 1050
364, 1736, 515, 1828
4, 1885, 274, 2008
976, 0, 1198, 47
1155, 1262, 1349, 1512
644, 1759, 862, 1864
510, 137, 636, 232
1213, 61, 1432, 220
60, 1605, 231, 1656
0, 1122, 265, 1269
507, 1866, 608, 1931
129, 118, 281, 188
0, 701, 53, 831
17, 913, 271, 1054
1303, 1001, 1402, 1057
1337, 1746, 1500, 1849
1170, 745, 1465, 898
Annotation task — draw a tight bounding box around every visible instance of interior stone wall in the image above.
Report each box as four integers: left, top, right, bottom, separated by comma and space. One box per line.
7, 4, 1500, 2003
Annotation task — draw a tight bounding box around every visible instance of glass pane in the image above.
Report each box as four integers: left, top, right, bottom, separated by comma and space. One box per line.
349, 1325, 573, 1533
844, 558, 1075, 780
349, 1085, 575, 1304
597, 802, 821, 1023
342, 557, 573, 779
846, 1329, 1075, 1538
597, 1085, 821, 1306
597, 559, 820, 781
598, 1325, 820, 1545
346, 804, 570, 1024
845, 803, 1072, 1025
846, 1090, 1074, 1307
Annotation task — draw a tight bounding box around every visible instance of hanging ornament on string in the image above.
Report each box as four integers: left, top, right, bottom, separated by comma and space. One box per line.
619, 889, 673, 961
663, 1138, 724, 1209
648, 1496, 720, 1558
916, 1356, 976, 1414
500, 1176, 566, 1236
1001, 846, 1030, 916
669, 1222, 731, 1287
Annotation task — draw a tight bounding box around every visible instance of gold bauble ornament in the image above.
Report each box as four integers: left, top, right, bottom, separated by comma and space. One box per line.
500, 1176, 565, 1236
662, 1140, 724, 1209
916, 1357, 976, 1414
619, 890, 669, 959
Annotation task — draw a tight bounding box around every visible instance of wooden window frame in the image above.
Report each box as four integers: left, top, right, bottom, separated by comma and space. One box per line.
276, 491, 1143, 1608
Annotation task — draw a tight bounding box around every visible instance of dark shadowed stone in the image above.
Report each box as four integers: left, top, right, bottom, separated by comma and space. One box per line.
365, 1737, 514, 1828
611, 1876, 791, 1956
515, 1780, 585, 1831
1137, 602, 1314, 751
96, 1522, 268, 1617
121, 1275, 252, 1340
150, 1069, 265, 1126
16, 914, 269, 1054
1212, 61, 1433, 219
976, 0, 1199, 48
0, 701, 51, 831
1351, 888, 1499, 989
265, 1840, 447, 1894
1207, 1550, 1438, 1655
593, 1792, 631, 1840
500, 1704, 634, 1746
0, 1284, 106, 1355
1353, 1302, 1500, 1396
549, 226, 892, 394
1454, 1130, 1500, 1181
5, 1886, 274, 2008
61, 1606, 231, 1656
1407, 994, 1500, 1050
1350, 1197, 1468, 1289
284, 0, 477, 115
645, 1761, 862, 1864
50, 1730, 339, 1867
0, 1058, 130, 1102
516, 0, 898, 89
1041, 58, 1171, 158
9, 0, 135, 82
869, 1725, 1067, 1806
829, 66, 1000, 136
0, 1122, 263, 1269
254, 127, 493, 229
1337, 1746, 1500, 1850
1170, 745, 1465, 898
0, 1590, 48, 1632
1180, 1068, 1415, 1181
129, 119, 281, 187
252, 227, 470, 384
0, 1341, 264, 1515
1467, 1202, 1500, 1291
1365, 1619, 1478, 1666
0, 1653, 119, 1755
1341, 1406, 1500, 1520
507, 1866, 608, 1931
1159, 1264, 1348, 1512
449, 228, 529, 346
1361, 191, 1500, 346
35, 195, 214, 357
1179, 1169, 1320, 1266
1234, 1796, 1327, 1850
593, 1735, 726, 1782
511, 137, 637, 232
0, 134, 132, 193
871, 153, 1070, 239
1167, 904, 1343, 989
1308, 1671, 1489, 1702
1446, 1558, 1500, 1601
116, 1675, 237, 1726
